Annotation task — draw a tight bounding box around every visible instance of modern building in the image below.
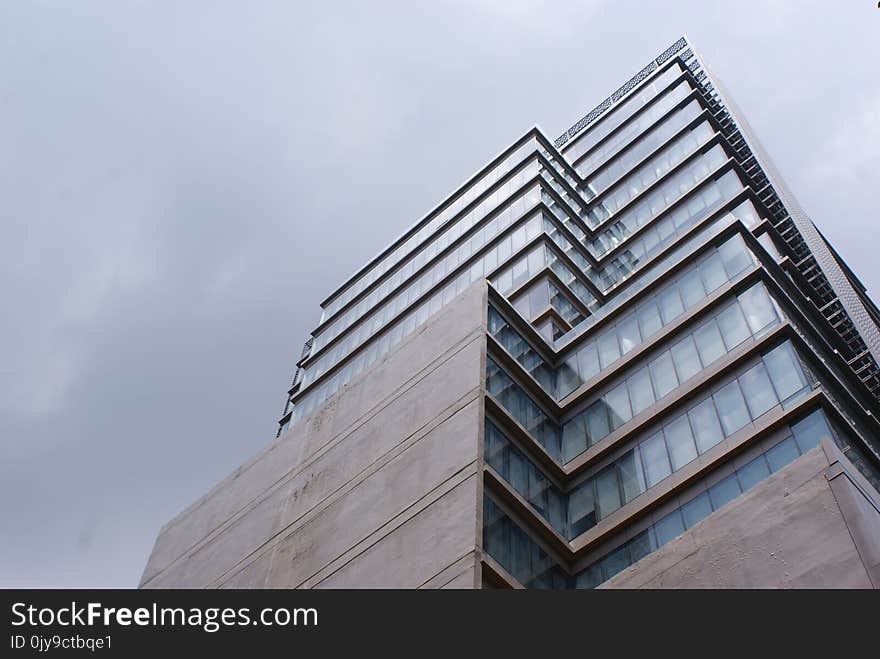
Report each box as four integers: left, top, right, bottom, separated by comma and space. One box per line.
141, 37, 880, 589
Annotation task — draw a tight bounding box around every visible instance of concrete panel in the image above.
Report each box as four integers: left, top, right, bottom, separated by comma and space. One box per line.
601, 446, 875, 589
140, 281, 487, 588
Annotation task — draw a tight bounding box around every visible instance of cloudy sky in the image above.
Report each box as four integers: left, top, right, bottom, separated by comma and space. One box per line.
2, 1, 878, 587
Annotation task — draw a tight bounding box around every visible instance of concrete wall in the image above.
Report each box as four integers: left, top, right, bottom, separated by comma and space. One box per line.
601, 437, 880, 589
140, 281, 487, 589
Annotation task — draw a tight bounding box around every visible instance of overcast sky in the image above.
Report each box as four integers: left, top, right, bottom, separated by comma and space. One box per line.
2, 1, 878, 587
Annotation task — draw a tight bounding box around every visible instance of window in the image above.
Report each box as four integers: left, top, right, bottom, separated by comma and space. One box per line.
739, 363, 777, 419
641, 431, 672, 487
569, 482, 597, 537
736, 455, 770, 490
713, 380, 751, 436
716, 303, 751, 350
649, 351, 679, 399
577, 342, 600, 383
664, 415, 698, 470
718, 234, 753, 278
694, 318, 726, 366
605, 383, 633, 430
618, 314, 641, 354
654, 510, 685, 545
739, 284, 778, 334
671, 335, 701, 383
658, 286, 684, 324
595, 467, 622, 519
679, 269, 706, 308
562, 417, 588, 463
791, 409, 832, 453
598, 330, 621, 369
681, 492, 712, 528
765, 436, 800, 472
618, 449, 646, 503
584, 401, 611, 446
700, 252, 729, 292
688, 397, 724, 453
763, 342, 808, 403
638, 302, 663, 339
628, 367, 656, 415
708, 474, 741, 509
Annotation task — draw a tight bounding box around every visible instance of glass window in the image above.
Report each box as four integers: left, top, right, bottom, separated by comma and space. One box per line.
568, 482, 596, 537
628, 529, 657, 565
763, 342, 808, 403
713, 380, 751, 436
638, 301, 663, 339
605, 383, 633, 430
641, 431, 672, 487
765, 436, 800, 472
708, 474, 741, 510
654, 509, 685, 545
700, 252, 728, 292
671, 335, 702, 383
562, 416, 588, 463
618, 449, 646, 503
618, 314, 641, 355
601, 544, 631, 581
718, 235, 753, 277
664, 415, 698, 470
679, 269, 706, 309
595, 467, 622, 519
739, 363, 777, 419
694, 318, 726, 366
577, 342, 600, 383
509, 447, 529, 494
716, 302, 751, 350
681, 492, 712, 529
688, 397, 725, 453
658, 286, 684, 324
584, 401, 611, 446
739, 284, 778, 334
649, 351, 679, 399
628, 367, 656, 415
597, 330, 621, 369
791, 408, 832, 454
737, 455, 770, 490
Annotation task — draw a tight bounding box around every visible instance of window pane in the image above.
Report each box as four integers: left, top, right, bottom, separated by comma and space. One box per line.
649, 351, 679, 399
694, 318, 726, 366
718, 234, 753, 277
628, 367, 656, 415
658, 286, 684, 324
739, 283, 778, 334
713, 380, 751, 435
562, 416, 588, 463
765, 436, 800, 472
618, 314, 641, 355
641, 431, 672, 487
664, 415, 698, 470
737, 455, 770, 490
638, 301, 663, 339
671, 335, 702, 383
700, 252, 728, 292
763, 342, 808, 403
654, 509, 685, 545
569, 482, 597, 537
605, 383, 633, 430
679, 269, 706, 309
597, 330, 621, 368
595, 467, 622, 519
576, 342, 601, 383
584, 400, 611, 446
739, 363, 778, 419
717, 302, 751, 350
708, 474, 741, 509
681, 492, 712, 528
618, 449, 646, 503
791, 409, 833, 453
601, 544, 631, 581
628, 528, 657, 564
688, 397, 725, 453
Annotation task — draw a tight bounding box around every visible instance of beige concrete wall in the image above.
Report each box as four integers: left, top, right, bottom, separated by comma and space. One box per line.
601, 439, 880, 589
140, 281, 487, 588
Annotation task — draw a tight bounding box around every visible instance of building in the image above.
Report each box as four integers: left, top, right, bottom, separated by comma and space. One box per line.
140, 36, 880, 589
